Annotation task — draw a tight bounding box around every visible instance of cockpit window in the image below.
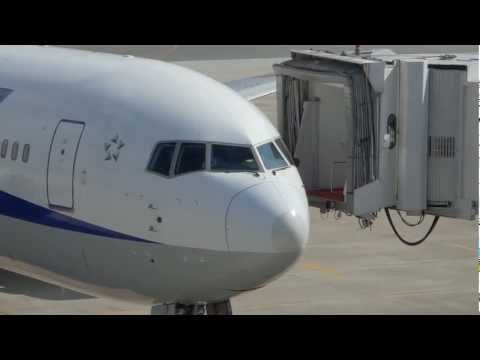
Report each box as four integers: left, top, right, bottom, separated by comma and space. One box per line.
175, 143, 206, 175
257, 142, 289, 170
148, 143, 176, 176
211, 145, 259, 172
275, 138, 295, 166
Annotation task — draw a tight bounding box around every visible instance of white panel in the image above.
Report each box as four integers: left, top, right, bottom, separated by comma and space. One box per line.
294, 83, 348, 191
377, 65, 399, 208
457, 82, 479, 220
353, 180, 383, 216
427, 69, 466, 207
461, 83, 478, 203
310, 82, 348, 190
47, 121, 85, 209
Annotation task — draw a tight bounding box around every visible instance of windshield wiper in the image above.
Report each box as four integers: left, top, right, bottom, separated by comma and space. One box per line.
272, 166, 290, 175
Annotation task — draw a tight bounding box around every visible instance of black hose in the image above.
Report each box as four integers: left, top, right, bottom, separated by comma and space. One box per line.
396, 210, 425, 227
384, 208, 440, 246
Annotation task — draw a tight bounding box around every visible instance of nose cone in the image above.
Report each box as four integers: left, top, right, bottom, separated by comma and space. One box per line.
272, 209, 309, 253
225, 182, 310, 289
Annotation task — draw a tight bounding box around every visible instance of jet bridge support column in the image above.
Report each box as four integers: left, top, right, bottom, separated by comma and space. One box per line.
397, 60, 429, 214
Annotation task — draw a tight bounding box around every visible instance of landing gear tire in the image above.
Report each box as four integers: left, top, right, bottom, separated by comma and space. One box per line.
206, 300, 232, 315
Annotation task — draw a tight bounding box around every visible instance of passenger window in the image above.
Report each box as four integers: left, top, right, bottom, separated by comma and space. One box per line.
257, 142, 288, 170
211, 145, 259, 172
11, 141, 19, 161
1, 140, 8, 159
148, 143, 176, 176
275, 138, 295, 165
22, 144, 30, 163
175, 143, 206, 175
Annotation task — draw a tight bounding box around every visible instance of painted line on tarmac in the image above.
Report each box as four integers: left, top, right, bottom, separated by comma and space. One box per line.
387, 287, 471, 298
300, 262, 345, 278
445, 243, 476, 254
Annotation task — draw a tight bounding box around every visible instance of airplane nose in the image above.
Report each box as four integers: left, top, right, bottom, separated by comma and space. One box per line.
272, 209, 309, 253
225, 183, 310, 288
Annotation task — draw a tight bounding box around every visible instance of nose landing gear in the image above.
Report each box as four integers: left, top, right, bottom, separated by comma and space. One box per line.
151, 300, 233, 315
206, 300, 232, 315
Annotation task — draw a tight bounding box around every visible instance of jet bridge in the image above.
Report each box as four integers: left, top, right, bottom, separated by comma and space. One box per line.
273, 48, 478, 242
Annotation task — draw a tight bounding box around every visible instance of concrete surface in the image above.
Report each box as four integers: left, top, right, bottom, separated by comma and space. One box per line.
0, 45, 477, 314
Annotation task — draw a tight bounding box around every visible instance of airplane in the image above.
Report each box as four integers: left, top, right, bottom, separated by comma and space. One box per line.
0, 45, 310, 315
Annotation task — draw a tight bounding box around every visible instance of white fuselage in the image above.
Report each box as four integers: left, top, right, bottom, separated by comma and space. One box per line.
0, 45, 310, 305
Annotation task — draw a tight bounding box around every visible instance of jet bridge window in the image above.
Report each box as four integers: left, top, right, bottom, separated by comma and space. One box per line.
175, 143, 206, 175
257, 142, 288, 170
148, 142, 176, 176
211, 145, 259, 172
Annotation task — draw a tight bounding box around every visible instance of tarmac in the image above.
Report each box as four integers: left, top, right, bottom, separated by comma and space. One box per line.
0, 45, 477, 314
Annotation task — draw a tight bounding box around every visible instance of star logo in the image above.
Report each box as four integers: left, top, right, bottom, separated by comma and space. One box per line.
104, 133, 125, 162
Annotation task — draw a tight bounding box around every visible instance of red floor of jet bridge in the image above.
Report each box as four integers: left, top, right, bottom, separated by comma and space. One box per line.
306, 188, 345, 202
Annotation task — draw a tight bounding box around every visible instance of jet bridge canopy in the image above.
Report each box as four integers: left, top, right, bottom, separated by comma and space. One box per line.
273, 49, 478, 223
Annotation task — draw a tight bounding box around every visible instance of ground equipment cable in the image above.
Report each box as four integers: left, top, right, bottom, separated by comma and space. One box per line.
385, 208, 440, 246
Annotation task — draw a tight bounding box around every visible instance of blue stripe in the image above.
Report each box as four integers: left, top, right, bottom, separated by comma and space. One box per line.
0, 190, 157, 244
0, 88, 13, 103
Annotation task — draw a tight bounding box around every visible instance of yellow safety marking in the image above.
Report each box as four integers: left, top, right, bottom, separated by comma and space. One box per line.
300, 262, 345, 278
387, 288, 460, 297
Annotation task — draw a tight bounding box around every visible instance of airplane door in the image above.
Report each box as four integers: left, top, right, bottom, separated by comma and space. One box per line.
47, 120, 85, 209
